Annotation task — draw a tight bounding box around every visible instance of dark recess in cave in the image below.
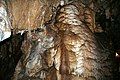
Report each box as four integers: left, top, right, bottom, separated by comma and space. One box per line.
0, 33, 24, 80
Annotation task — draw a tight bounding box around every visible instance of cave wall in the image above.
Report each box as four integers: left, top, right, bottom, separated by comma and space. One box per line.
0, 0, 120, 80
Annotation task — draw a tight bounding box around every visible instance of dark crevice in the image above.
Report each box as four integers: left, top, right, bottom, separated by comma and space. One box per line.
0, 33, 25, 80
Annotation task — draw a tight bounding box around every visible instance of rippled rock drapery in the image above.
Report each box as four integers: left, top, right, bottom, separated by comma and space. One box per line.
12, 1, 116, 80
49, 1, 115, 80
